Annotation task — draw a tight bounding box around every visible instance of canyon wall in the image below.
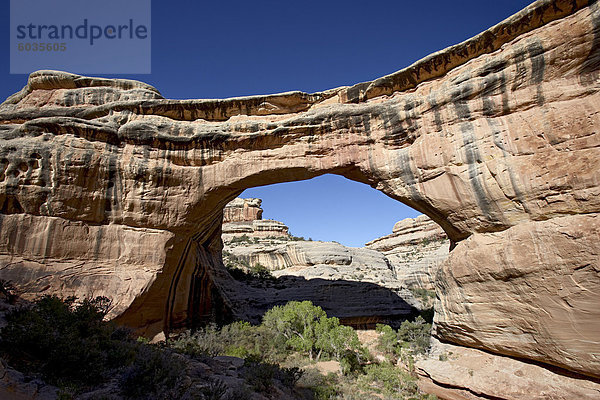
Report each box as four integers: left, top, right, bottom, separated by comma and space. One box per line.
0, 0, 599, 396
366, 215, 448, 290
222, 196, 446, 296
221, 198, 434, 325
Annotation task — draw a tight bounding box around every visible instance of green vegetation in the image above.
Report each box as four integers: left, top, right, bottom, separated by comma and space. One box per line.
171, 320, 282, 362
376, 316, 432, 359
223, 251, 274, 281
228, 234, 253, 244
172, 301, 366, 372
356, 362, 433, 399
0, 295, 135, 390
171, 300, 435, 399
118, 345, 189, 399
262, 301, 365, 366
0, 289, 435, 399
411, 288, 436, 304
289, 233, 313, 241
225, 262, 274, 281
0, 295, 222, 399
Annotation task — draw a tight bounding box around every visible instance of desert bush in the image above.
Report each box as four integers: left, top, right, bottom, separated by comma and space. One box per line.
375, 323, 401, 356
262, 301, 366, 364
262, 301, 326, 360
242, 358, 277, 393
224, 256, 274, 281
277, 366, 303, 388
170, 324, 225, 357
171, 320, 286, 363
358, 362, 419, 398
119, 345, 188, 400
199, 378, 228, 400
411, 288, 437, 308
229, 234, 252, 244
296, 368, 338, 400
376, 316, 432, 359
397, 316, 431, 355
248, 263, 273, 280
0, 295, 136, 390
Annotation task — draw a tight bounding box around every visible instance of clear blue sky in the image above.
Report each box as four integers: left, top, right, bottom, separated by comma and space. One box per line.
1, 1, 534, 246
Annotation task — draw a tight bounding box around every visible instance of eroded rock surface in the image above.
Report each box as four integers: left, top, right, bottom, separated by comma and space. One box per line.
222, 198, 289, 240
366, 214, 449, 290
0, 0, 599, 394
435, 213, 600, 379
221, 198, 442, 317
416, 339, 600, 400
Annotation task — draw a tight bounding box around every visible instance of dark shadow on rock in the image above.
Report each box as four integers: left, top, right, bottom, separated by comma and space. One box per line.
216, 273, 420, 330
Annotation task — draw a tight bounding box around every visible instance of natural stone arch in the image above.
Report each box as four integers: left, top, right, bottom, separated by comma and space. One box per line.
0, 0, 599, 383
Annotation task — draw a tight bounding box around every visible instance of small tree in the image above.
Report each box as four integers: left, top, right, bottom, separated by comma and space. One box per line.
316, 318, 361, 361
262, 301, 326, 360
376, 324, 400, 356
397, 316, 431, 354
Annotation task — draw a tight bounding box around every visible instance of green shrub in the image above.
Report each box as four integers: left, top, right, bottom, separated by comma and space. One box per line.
359, 362, 419, 397
262, 301, 366, 363
375, 323, 401, 356
280, 366, 304, 388
242, 359, 277, 393
248, 263, 273, 280
170, 320, 286, 363
170, 324, 226, 357
119, 345, 188, 400
0, 295, 136, 390
224, 256, 274, 281
262, 301, 326, 360
199, 378, 228, 400
397, 316, 431, 355
296, 368, 338, 400
410, 288, 437, 309
339, 350, 361, 376
376, 317, 432, 359
229, 234, 252, 244
243, 359, 302, 390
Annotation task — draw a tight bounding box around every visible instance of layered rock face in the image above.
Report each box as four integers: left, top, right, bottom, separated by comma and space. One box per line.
223, 198, 263, 224
221, 198, 443, 320
366, 214, 449, 290
222, 198, 289, 240
1, 0, 599, 395
221, 197, 422, 325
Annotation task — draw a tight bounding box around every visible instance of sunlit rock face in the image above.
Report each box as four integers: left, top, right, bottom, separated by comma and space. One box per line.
1, 0, 599, 392
220, 198, 427, 326
222, 198, 289, 240
221, 198, 446, 311
366, 214, 449, 290
222, 198, 263, 224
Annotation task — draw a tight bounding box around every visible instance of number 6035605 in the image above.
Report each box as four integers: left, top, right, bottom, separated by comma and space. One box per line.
18, 43, 66, 51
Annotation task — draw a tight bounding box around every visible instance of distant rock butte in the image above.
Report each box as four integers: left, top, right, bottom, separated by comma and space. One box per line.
1, 1, 599, 397
222, 198, 289, 240
223, 198, 263, 223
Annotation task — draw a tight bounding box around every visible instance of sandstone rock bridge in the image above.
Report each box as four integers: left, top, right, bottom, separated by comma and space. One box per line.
1, 0, 599, 387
